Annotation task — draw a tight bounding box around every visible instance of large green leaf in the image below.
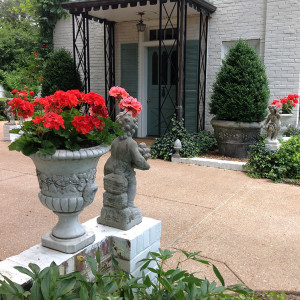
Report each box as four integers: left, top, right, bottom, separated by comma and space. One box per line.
53, 278, 77, 299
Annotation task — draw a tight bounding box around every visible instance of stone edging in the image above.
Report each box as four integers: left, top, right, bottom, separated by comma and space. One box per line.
172, 157, 246, 172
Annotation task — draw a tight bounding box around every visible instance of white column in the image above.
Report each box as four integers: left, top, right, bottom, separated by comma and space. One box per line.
137, 31, 148, 137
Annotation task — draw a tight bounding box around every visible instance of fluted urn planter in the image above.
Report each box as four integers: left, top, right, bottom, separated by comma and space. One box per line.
279, 113, 293, 137
211, 118, 262, 158
30, 145, 109, 253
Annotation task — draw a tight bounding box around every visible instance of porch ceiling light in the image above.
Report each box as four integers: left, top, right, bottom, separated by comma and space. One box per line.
136, 12, 146, 32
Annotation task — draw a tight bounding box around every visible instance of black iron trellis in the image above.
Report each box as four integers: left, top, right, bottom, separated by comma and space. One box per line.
197, 10, 209, 131
72, 12, 90, 93
67, 0, 216, 135
103, 20, 116, 119
158, 0, 181, 136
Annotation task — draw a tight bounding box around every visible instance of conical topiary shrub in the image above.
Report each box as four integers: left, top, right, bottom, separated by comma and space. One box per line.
209, 40, 269, 122
41, 48, 82, 96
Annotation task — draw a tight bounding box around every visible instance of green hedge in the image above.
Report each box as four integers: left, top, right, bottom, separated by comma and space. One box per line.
0, 98, 7, 121
244, 135, 300, 183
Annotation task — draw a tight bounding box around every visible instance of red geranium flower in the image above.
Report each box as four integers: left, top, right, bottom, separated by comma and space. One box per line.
119, 97, 142, 118
29, 91, 35, 96
34, 52, 38, 57
109, 86, 129, 100
48, 90, 78, 112
33, 97, 51, 109
11, 89, 18, 94
83, 92, 105, 106
68, 90, 85, 103
33, 112, 65, 130
89, 105, 109, 118
8, 98, 34, 118
71, 115, 104, 134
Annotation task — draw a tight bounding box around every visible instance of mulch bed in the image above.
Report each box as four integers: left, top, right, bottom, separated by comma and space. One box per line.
198, 149, 249, 163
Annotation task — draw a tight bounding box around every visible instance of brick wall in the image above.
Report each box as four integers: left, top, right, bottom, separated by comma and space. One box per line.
206, 0, 300, 129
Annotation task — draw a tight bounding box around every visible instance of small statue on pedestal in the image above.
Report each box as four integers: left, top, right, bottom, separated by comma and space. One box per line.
264, 105, 281, 150
4, 100, 16, 125
97, 111, 150, 230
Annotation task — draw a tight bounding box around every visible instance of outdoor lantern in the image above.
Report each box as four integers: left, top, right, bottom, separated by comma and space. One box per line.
136, 12, 146, 32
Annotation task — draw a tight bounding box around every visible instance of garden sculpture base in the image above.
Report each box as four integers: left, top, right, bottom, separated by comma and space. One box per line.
41, 230, 95, 254
265, 139, 280, 151
0, 217, 161, 286
3, 123, 20, 142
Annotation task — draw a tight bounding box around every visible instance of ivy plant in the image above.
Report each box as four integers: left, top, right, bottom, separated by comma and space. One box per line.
151, 116, 217, 161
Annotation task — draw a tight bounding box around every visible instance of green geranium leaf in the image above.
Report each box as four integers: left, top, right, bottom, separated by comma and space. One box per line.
39, 141, 56, 155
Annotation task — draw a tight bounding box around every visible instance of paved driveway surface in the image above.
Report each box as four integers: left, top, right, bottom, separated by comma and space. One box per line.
0, 121, 299, 294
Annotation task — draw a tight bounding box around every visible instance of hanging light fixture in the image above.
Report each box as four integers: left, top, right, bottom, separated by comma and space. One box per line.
136, 12, 146, 32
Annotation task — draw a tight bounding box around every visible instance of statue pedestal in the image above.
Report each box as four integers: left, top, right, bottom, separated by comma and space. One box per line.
265, 139, 280, 151
3, 124, 20, 142
0, 217, 161, 285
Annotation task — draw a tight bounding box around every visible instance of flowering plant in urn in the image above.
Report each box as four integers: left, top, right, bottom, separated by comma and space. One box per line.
8, 89, 125, 155
270, 94, 299, 114
7, 86, 142, 253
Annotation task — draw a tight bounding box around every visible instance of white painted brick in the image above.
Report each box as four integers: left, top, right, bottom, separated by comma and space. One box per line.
115, 240, 160, 274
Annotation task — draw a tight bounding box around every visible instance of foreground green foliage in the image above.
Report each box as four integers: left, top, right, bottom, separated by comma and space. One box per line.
244, 135, 300, 183
209, 40, 269, 122
151, 116, 217, 161
41, 49, 83, 96
0, 249, 254, 299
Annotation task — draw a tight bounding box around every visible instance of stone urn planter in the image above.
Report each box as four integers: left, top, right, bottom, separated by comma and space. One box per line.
30, 145, 109, 253
279, 113, 293, 137
211, 118, 262, 158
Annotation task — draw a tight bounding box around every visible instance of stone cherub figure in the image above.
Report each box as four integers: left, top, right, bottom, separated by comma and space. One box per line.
264, 105, 281, 141
4, 100, 16, 125
97, 111, 150, 230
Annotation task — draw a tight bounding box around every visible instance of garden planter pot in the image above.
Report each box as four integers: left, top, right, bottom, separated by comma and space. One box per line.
30, 145, 109, 253
211, 118, 262, 158
279, 114, 293, 137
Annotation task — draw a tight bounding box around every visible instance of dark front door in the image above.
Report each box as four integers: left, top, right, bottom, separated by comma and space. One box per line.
147, 46, 177, 136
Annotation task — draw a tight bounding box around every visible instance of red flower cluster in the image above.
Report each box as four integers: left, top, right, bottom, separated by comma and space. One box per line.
11, 88, 35, 101
71, 115, 104, 134
84, 92, 108, 118
271, 94, 299, 114
109, 86, 142, 118
119, 96, 142, 118
109, 86, 129, 100
8, 98, 34, 118
33, 112, 65, 130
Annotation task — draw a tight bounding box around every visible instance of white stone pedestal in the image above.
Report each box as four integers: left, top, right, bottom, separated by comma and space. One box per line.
3, 124, 20, 142
265, 139, 280, 151
0, 217, 161, 286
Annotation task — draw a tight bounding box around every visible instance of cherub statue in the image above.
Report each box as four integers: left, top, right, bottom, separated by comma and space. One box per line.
4, 100, 16, 125
264, 105, 281, 141
98, 111, 150, 230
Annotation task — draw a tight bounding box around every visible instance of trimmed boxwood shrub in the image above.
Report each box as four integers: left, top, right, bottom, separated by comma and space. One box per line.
151, 116, 217, 161
41, 48, 82, 96
209, 40, 269, 122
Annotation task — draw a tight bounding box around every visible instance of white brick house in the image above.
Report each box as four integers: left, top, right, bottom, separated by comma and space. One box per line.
54, 0, 300, 136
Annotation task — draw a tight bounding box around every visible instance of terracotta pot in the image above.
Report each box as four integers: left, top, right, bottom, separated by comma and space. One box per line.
30, 145, 109, 253
211, 118, 262, 158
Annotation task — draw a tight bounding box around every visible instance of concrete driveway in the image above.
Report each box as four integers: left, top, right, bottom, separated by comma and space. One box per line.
0, 121, 299, 294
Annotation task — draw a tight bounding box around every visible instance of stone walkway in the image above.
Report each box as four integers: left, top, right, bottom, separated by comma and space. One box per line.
0, 121, 299, 295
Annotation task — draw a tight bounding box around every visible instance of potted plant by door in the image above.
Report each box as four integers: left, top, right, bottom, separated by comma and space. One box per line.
209, 40, 269, 158
8, 87, 140, 253
270, 94, 299, 136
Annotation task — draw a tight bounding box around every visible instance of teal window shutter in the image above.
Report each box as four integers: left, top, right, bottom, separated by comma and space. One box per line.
185, 40, 199, 132
121, 43, 138, 98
